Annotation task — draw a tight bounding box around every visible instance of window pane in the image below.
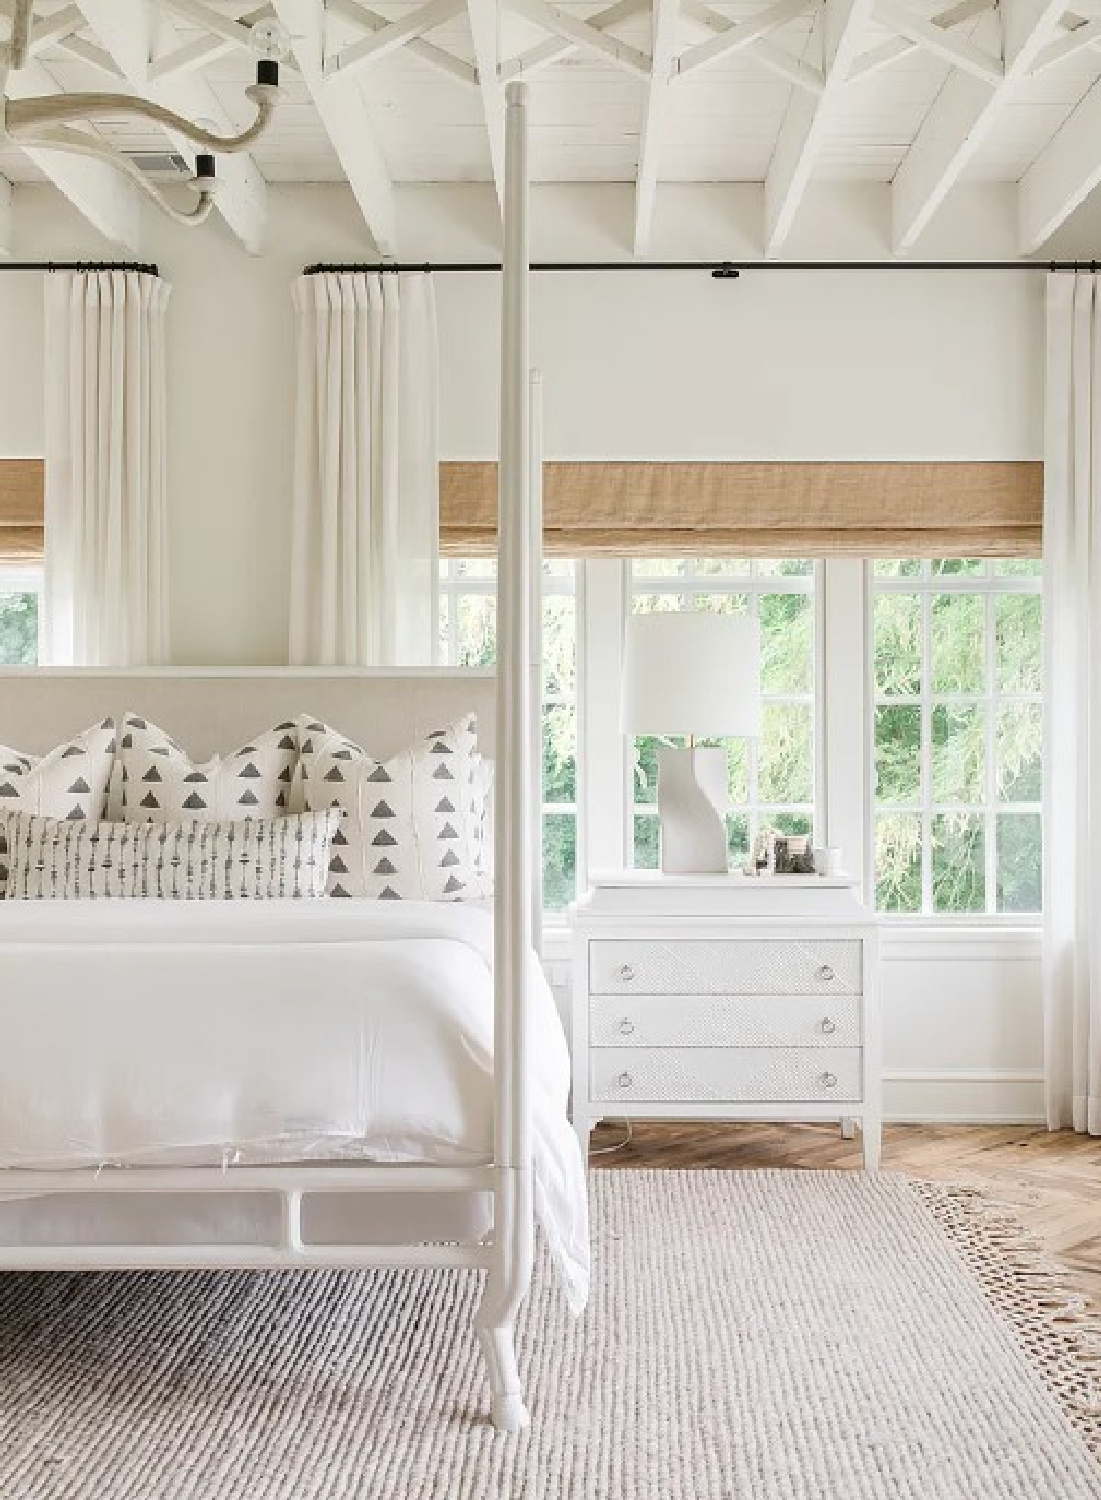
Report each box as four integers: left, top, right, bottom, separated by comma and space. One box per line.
996, 703, 1042, 802
874, 559, 922, 578
932, 813, 985, 913
773, 811, 813, 837
0, 592, 38, 665
875, 813, 922, 912
694, 558, 749, 576
543, 704, 576, 804
634, 812, 660, 869
632, 735, 660, 806
875, 705, 922, 804
437, 595, 451, 665
724, 738, 749, 806
755, 558, 813, 576
542, 813, 576, 910
758, 703, 813, 804
632, 591, 685, 614
543, 593, 576, 698
632, 559, 685, 578
931, 593, 984, 693
931, 704, 985, 803
932, 558, 986, 576
995, 594, 1042, 693
456, 594, 496, 666
695, 592, 748, 616
997, 813, 1042, 914
994, 558, 1042, 578
761, 593, 813, 694
874, 594, 922, 696
453, 557, 496, 578
726, 813, 750, 866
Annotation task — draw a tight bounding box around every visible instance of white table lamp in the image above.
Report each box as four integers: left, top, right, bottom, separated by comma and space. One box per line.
622, 611, 762, 874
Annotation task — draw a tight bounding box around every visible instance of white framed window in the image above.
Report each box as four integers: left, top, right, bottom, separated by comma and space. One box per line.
439, 557, 579, 912
870, 559, 1042, 918
626, 558, 819, 870
0, 565, 42, 666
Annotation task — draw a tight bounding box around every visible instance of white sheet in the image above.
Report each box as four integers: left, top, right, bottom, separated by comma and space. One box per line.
0, 900, 589, 1310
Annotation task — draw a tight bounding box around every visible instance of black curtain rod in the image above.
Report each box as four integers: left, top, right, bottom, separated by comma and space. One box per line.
0, 260, 160, 275
304, 258, 1099, 277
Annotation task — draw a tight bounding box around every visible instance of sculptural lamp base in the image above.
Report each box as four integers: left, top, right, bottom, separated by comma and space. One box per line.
657, 745, 729, 875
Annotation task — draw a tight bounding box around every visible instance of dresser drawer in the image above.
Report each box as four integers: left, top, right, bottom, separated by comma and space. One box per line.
589, 939, 862, 997
591, 1046, 863, 1104
590, 993, 862, 1049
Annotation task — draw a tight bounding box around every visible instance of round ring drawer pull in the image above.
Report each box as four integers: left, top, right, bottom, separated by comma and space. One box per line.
816, 964, 836, 983
617, 1071, 634, 1089
820, 1017, 837, 1035
618, 964, 636, 983
619, 1019, 636, 1035
820, 1071, 839, 1089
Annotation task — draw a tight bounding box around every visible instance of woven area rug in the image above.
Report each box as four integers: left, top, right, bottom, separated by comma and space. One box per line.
2, 1171, 1100, 1500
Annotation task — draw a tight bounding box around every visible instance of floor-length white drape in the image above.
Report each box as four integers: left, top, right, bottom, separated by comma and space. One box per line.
43, 271, 171, 666
289, 272, 439, 666
1043, 272, 1101, 1133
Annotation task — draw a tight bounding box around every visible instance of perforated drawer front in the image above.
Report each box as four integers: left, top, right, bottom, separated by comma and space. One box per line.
590, 993, 862, 1049
589, 939, 862, 997
591, 1046, 863, 1104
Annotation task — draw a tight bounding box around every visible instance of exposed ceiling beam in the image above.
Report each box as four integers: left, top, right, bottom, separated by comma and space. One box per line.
764, 0, 877, 254
1019, 71, 1101, 249
874, 0, 1002, 80
850, 0, 992, 82
75, 0, 268, 256
635, 0, 679, 254
465, 0, 506, 207
499, 0, 646, 80
674, 0, 809, 81
271, 0, 397, 256
326, 0, 476, 86
507, 0, 653, 75
150, 6, 284, 83
681, 0, 823, 94
2, 56, 144, 251
892, 0, 1065, 252
1029, 14, 1101, 72
326, 0, 464, 76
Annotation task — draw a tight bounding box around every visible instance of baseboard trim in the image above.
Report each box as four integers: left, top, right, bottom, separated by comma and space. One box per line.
884, 1068, 1044, 1124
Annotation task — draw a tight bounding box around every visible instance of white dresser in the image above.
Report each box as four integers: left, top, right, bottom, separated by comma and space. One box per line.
571, 872, 881, 1170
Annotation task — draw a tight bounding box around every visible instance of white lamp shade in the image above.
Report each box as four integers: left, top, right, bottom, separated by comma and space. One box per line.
622, 611, 762, 738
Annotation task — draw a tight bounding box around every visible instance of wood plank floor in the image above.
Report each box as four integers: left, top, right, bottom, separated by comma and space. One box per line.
590, 1120, 1101, 1303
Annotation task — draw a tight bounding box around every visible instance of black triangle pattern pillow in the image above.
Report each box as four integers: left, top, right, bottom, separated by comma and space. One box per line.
117, 714, 299, 824
0, 719, 116, 899
297, 713, 491, 902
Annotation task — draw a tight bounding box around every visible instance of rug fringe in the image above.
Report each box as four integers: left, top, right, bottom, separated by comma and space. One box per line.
913, 1180, 1101, 1450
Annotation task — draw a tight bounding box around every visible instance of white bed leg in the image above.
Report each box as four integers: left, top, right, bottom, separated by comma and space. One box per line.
476, 1317, 527, 1433
476, 1165, 533, 1432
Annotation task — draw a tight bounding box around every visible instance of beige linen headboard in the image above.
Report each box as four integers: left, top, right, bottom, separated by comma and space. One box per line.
0, 668, 496, 760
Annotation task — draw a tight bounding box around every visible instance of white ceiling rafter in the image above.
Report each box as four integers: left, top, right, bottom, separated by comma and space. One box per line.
673, 0, 811, 82
1019, 68, 1101, 248
498, 0, 647, 82
75, 0, 268, 255
849, 0, 992, 83
635, 0, 679, 254
874, 0, 1003, 81
1029, 14, 1101, 73
764, 0, 878, 254
325, 0, 476, 86
270, 0, 397, 256
506, 0, 653, 76
680, 0, 823, 94
465, 0, 506, 207
150, 5, 297, 83
324, 0, 465, 77
891, 0, 1066, 252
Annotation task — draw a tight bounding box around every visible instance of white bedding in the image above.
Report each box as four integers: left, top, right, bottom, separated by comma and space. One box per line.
0, 900, 589, 1310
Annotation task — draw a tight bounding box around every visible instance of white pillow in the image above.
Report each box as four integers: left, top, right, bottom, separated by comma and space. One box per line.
0, 718, 116, 898
117, 713, 298, 822
1, 808, 340, 900
297, 713, 491, 902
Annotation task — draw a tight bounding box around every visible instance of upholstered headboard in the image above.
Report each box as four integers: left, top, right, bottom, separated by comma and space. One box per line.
0, 668, 496, 760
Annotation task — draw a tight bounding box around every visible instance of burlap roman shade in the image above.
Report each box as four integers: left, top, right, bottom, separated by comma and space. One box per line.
0, 460, 44, 565
440, 461, 1043, 558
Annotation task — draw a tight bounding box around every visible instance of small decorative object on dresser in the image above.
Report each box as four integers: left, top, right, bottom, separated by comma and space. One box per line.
571, 871, 881, 1170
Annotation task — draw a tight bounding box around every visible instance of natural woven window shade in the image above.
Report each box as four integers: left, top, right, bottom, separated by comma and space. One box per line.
440, 461, 1043, 558
0, 460, 44, 565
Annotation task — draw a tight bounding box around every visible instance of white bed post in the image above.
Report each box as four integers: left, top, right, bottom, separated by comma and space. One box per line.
478, 79, 535, 1434
530, 369, 544, 952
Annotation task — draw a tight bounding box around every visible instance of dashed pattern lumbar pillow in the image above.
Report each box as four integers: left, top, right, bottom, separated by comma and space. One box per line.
297, 714, 490, 902
116, 713, 298, 822
1, 808, 340, 900
0, 719, 116, 898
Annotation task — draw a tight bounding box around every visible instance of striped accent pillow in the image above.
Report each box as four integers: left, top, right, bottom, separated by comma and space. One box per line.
0, 809, 340, 900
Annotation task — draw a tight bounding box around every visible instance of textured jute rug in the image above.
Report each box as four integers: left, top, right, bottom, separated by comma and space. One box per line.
1, 1170, 1100, 1499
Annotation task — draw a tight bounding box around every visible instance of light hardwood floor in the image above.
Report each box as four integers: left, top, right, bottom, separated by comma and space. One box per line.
590, 1121, 1101, 1302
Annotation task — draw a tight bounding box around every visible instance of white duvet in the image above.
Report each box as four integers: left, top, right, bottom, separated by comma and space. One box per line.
0, 900, 589, 1310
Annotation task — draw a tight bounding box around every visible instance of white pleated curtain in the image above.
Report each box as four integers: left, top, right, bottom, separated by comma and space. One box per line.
290, 272, 439, 666
43, 270, 171, 666
1043, 272, 1101, 1133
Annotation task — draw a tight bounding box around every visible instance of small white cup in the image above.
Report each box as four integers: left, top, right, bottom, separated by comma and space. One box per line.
813, 846, 842, 877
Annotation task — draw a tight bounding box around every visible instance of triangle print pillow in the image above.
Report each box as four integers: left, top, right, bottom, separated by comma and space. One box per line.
297, 713, 491, 902
117, 713, 298, 823
0, 718, 116, 898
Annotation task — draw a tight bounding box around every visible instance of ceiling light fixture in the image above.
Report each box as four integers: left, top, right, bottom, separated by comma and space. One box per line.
0, 2, 289, 227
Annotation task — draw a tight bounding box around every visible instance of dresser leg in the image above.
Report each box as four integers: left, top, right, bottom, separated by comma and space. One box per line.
573, 1110, 591, 1162
840, 1117, 856, 1141
862, 1116, 882, 1173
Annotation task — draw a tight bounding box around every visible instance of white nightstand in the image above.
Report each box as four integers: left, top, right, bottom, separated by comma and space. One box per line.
571, 872, 881, 1171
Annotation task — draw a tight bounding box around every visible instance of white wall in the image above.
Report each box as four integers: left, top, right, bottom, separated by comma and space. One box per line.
0, 177, 1071, 1122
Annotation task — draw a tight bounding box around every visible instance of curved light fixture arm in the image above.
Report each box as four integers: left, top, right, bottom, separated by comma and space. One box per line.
5, 91, 279, 155
15, 125, 218, 226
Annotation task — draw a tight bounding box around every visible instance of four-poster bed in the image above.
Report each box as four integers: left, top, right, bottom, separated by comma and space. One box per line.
0, 83, 565, 1433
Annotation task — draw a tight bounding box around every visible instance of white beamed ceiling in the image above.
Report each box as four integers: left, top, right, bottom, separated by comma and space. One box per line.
3, 0, 1101, 252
